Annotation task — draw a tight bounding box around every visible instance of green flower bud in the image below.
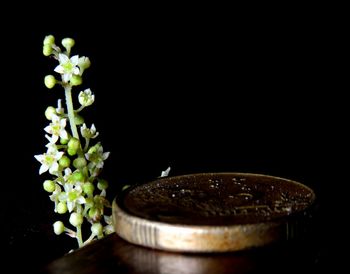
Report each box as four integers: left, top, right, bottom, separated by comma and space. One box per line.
79, 57, 91, 70
68, 138, 80, 152
59, 155, 71, 168
74, 114, 84, 125
43, 44, 53, 56
44, 75, 56, 89
71, 171, 85, 182
83, 182, 95, 196
60, 137, 69, 145
70, 75, 82, 86
69, 212, 83, 227
67, 148, 77, 156
44, 106, 56, 120
44, 35, 55, 46
62, 38, 75, 50
97, 179, 108, 190
43, 180, 55, 192
53, 221, 65, 235
56, 202, 68, 214
91, 223, 103, 236
73, 157, 87, 169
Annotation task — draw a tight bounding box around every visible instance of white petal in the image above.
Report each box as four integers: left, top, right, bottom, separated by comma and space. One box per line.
67, 201, 74, 212
62, 74, 70, 82
54, 65, 65, 74
70, 55, 79, 64
60, 130, 69, 140
34, 154, 44, 162
58, 53, 69, 63
76, 196, 86, 204
73, 67, 80, 75
102, 152, 110, 160
39, 164, 49, 174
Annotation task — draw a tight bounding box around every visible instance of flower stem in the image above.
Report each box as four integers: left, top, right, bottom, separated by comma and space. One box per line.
76, 225, 83, 247
64, 85, 79, 140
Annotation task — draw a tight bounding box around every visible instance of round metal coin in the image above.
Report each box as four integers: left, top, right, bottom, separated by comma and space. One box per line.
112, 172, 316, 252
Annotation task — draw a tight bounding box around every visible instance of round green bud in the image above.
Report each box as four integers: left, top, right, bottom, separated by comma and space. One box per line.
83, 182, 95, 196
69, 212, 83, 227
79, 57, 91, 70
56, 202, 68, 214
44, 106, 56, 120
91, 223, 103, 236
74, 114, 84, 125
67, 147, 77, 156
60, 137, 69, 145
43, 180, 55, 192
97, 179, 108, 190
68, 138, 80, 151
43, 44, 53, 56
70, 75, 82, 86
53, 221, 65, 235
62, 38, 75, 49
73, 157, 87, 169
71, 171, 85, 182
59, 155, 71, 168
44, 75, 56, 89
44, 35, 55, 46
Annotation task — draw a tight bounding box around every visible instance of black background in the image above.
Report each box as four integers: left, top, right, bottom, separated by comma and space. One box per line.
2, 5, 346, 272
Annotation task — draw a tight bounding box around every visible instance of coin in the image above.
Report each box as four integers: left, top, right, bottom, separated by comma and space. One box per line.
112, 173, 316, 252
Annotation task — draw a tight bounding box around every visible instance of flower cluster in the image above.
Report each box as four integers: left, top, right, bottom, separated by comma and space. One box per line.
35, 35, 113, 249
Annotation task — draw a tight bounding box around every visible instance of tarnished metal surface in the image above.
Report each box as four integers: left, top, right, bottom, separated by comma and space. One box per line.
113, 173, 315, 252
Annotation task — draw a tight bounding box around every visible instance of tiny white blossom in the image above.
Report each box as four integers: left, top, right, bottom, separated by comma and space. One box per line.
85, 143, 110, 170
44, 114, 68, 143
60, 182, 86, 212
80, 123, 99, 139
54, 53, 80, 82
78, 89, 95, 107
34, 148, 64, 175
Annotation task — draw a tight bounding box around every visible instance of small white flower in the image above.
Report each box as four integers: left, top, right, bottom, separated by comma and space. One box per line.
61, 182, 86, 212
34, 148, 64, 175
85, 143, 110, 170
54, 53, 80, 82
44, 114, 69, 143
78, 89, 95, 107
80, 123, 99, 139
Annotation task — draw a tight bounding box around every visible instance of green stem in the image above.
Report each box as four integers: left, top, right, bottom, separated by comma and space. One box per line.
64, 85, 79, 140
76, 225, 83, 247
